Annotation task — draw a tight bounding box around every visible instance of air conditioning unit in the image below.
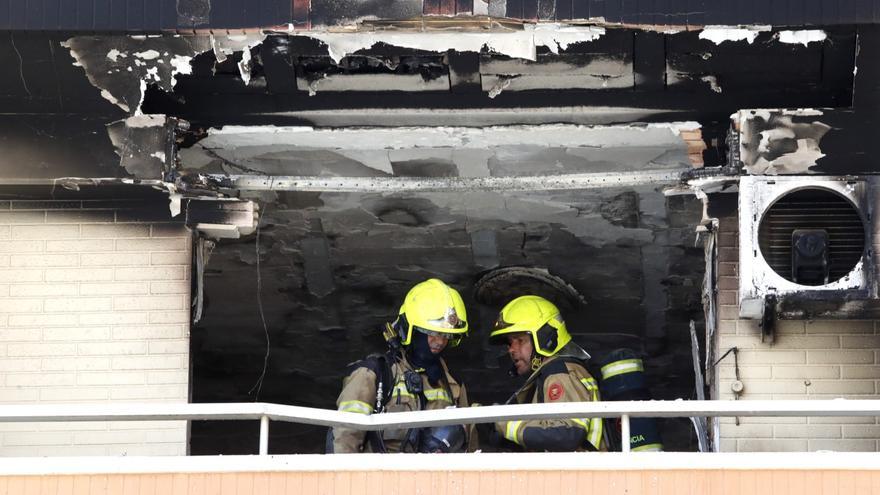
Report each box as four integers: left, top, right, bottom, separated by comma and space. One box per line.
739, 176, 877, 330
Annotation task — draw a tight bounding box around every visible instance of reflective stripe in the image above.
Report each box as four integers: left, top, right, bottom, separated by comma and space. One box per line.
587, 417, 603, 450
338, 400, 372, 415
392, 382, 416, 400
575, 376, 603, 449
579, 377, 599, 392
504, 420, 524, 445
632, 443, 664, 452
600, 359, 644, 380
423, 388, 452, 403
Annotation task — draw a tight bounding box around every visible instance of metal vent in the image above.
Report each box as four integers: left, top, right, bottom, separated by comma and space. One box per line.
758, 187, 866, 286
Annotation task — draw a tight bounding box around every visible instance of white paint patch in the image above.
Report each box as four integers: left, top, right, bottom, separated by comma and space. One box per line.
532, 24, 606, 54
123, 114, 166, 128
99, 89, 129, 113
751, 137, 828, 174
487, 77, 513, 98
106, 49, 126, 62
168, 193, 182, 218
133, 79, 147, 117
145, 66, 160, 82
238, 49, 252, 86
700, 75, 722, 93
151, 151, 167, 162
169, 54, 194, 86
699, 25, 770, 45
756, 127, 796, 154
210, 34, 266, 64
736, 108, 825, 122
133, 49, 161, 60
306, 25, 606, 63
778, 30, 827, 46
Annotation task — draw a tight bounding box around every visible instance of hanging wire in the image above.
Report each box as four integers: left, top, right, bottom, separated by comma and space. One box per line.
248, 203, 271, 399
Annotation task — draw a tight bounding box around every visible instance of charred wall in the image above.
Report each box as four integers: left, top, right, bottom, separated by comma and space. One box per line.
190, 188, 705, 454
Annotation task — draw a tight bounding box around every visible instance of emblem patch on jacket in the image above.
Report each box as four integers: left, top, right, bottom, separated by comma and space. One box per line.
547, 383, 564, 401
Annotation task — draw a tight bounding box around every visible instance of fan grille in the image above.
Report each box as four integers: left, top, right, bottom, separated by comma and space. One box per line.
757, 187, 865, 286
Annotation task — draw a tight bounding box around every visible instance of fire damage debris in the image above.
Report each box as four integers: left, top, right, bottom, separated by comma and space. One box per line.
61, 34, 265, 115
734, 109, 832, 175
10, 18, 872, 455
57, 25, 852, 116
106, 114, 181, 179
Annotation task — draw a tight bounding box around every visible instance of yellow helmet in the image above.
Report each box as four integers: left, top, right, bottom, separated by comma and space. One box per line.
391, 278, 468, 347
489, 295, 571, 357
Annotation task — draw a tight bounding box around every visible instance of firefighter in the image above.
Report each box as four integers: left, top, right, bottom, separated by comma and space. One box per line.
485, 295, 605, 452
327, 278, 475, 453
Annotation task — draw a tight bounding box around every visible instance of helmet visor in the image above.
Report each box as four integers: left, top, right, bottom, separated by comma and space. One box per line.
414, 324, 465, 346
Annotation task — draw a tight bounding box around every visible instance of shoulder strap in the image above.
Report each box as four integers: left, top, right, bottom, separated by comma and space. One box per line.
348, 352, 395, 412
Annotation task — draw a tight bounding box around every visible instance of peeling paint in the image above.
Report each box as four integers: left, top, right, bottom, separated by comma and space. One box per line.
533, 24, 606, 54
778, 30, 827, 46
736, 109, 833, 175
238, 48, 253, 86
62, 34, 266, 115
700, 75, 722, 93
106, 115, 170, 179
106, 49, 126, 62
62, 36, 211, 114
210, 34, 266, 64
299, 25, 606, 63
99, 89, 129, 112
487, 76, 514, 98
134, 49, 162, 60
699, 25, 771, 45
170, 54, 195, 78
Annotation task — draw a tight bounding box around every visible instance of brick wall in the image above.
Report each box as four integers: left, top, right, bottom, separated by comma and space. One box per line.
714, 201, 880, 452
0, 198, 191, 456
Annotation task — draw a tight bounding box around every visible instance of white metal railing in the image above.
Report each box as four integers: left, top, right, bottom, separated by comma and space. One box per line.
2, 399, 880, 455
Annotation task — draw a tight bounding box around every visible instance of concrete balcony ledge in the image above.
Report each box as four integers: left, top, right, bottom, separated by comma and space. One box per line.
3, 452, 880, 475
2, 453, 878, 494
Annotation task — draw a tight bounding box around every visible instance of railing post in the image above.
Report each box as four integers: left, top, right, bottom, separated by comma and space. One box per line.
620, 414, 630, 453
259, 415, 269, 455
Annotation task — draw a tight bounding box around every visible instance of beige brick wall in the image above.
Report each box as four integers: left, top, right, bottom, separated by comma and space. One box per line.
0, 199, 191, 456
714, 209, 880, 452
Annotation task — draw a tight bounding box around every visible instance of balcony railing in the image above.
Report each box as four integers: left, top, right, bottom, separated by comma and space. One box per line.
3, 399, 880, 455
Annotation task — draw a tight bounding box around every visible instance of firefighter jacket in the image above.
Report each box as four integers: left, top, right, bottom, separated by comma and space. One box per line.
494, 355, 606, 451
331, 353, 474, 453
